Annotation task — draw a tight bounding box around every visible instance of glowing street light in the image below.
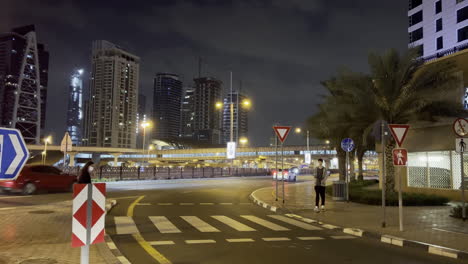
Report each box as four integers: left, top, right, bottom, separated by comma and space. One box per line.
239, 137, 248, 146
42, 136, 52, 165
215, 102, 223, 109
241, 99, 252, 109
325, 140, 330, 144
295, 127, 302, 134
141, 121, 152, 153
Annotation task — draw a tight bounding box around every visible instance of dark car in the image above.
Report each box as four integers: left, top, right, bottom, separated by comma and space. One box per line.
0, 165, 77, 195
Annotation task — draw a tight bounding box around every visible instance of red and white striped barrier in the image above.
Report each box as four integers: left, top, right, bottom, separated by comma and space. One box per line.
72, 183, 106, 247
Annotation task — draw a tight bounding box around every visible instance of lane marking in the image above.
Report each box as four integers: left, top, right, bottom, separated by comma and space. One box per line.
268, 215, 322, 230
107, 242, 117, 249
200, 203, 214, 205
117, 256, 132, 264
297, 237, 324, 241
158, 203, 173, 206
185, 239, 216, 244
226, 238, 254, 243
128, 196, 172, 264
0, 195, 31, 199
0, 207, 17, 211
180, 203, 194, 205
149, 241, 175, 246
432, 228, 468, 235
149, 216, 181, 233
127, 196, 145, 217
220, 203, 233, 205
322, 224, 339, 229
331, 235, 357, 239
181, 216, 220, 232
115, 216, 139, 235
240, 215, 290, 231
133, 233, 172, 264
137, 203, 151, 206
262, 237, 290, 242
211, 215, 256, 232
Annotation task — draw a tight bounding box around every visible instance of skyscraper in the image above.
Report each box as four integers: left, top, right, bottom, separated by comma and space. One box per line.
153, 73, 182, 140
408, 0, 468, 58
85, 40, 139, 148
179, 86, 195, 139
221, 91, 249, 144
67, 69, 84, 146
193, 77, 222, 145
0, 25, 48, 144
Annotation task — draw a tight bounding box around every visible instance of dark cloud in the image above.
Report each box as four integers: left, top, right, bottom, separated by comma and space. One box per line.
1, 0, 407, 145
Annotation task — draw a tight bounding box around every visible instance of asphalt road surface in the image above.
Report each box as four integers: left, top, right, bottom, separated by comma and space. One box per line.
104, 177, 460, 264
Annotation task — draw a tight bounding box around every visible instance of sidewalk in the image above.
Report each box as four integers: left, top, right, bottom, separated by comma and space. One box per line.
0, 200, 118, 264
252, 177, 468, 253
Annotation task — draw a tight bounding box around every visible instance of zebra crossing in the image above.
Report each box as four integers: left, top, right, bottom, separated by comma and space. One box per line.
113, 214, 323, 235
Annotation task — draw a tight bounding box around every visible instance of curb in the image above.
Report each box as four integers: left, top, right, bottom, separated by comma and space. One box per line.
102, 200, 132, 264
250, 188, 468, 262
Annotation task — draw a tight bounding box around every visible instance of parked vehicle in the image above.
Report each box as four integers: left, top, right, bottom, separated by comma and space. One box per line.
0, 165, 77, 195
272, 168, 297, 182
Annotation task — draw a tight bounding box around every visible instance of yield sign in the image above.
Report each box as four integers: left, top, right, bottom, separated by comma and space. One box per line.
388, 124, 410, 147
273, 126, 291, 143
0, 128, 29, 181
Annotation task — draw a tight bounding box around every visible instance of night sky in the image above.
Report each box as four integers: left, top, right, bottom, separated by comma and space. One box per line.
1, 0, 407, 146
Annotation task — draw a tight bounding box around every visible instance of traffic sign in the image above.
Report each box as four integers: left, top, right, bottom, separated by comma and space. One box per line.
61, 132, 73, 152
453, 118, 468, 137
392, 148, 408, 166
226, 142, 236, 159
273, 126, 291, 143
341, 138, 355, 152
0, 128, 29, 181
72, 183, 106, 247
304, 152, 311, 164
456, 138, 467, 153
388, 124, 410, 147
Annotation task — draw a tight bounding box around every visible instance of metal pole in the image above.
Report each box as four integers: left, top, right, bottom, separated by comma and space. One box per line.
64, 134, 68, 167
275, 136, 278, 201
461, 151, 466, 220
282, 142, 285, 203
142, 127, 146, 158
81, 183, 92, 264
307, 130, 310, 151
398, 166, 404, 231
381, 121, 387, 228
230, 71, 234, 143
346, 151, 349, 201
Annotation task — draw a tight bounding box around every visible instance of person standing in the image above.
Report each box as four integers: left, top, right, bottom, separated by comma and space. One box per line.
314, 158, 329, 212
78, 161, 95, 184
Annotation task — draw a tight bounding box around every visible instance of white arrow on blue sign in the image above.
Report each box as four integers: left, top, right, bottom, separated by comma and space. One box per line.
0, 128, 29, 181
341, 138, 355, 152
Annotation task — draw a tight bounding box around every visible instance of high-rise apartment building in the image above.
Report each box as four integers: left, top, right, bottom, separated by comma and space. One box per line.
179, 87, 195, 139
153, 73, 182, 140
66, 69, 84, 146
221, 92, 249, 144
0, 25, 48, 144
85, 40, 139, 148
193, 77, 222, 145
408, 0, 468, 58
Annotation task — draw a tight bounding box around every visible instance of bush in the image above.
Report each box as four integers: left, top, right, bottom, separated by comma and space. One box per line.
450, 205, 468, 219
326, 180, 449, 206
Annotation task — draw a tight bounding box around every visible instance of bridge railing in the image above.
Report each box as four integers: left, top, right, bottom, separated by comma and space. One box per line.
62, 166, 273, 181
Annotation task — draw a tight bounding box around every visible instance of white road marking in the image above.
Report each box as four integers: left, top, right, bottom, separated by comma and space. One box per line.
0, 207, 17, 211
262, 237, 291, 242
211, 216, 256, 232
149, 241, 175, 246
297, 237, 324, 241
180, 203, 194, 205
226, 238, 255, 243
117, 256, 132, 264
137, 203, 152, 206
149, 216, 181, 233
181, 216, 220, 232
0, 195, 31, 199
157, 203, 173, 206
331, 235, 357, 239
185, 239, 216, 244
240, 215, 290, 231
322, 224, 339, 229
220, 203, 233, 205
268, 215, 322, 230
107, 242, 117, 249
200, 203, 214, 205
115, 216, 139, 234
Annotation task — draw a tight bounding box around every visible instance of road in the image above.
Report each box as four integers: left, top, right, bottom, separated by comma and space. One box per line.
104, 177, 459, 264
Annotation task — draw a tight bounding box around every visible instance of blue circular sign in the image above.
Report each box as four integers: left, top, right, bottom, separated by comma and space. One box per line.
341, 138, 355, 152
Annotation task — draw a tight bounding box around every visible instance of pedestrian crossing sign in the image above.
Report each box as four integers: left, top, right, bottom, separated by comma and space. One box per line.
392, 148, 408, 166
456, 138, 467, 153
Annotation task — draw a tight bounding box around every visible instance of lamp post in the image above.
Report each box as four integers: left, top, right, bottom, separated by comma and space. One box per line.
43, 136, 52, 165
295, 127, 310, 152
239, 137, 248, 147
148, 144, 154, 163
141, 121, 152, 155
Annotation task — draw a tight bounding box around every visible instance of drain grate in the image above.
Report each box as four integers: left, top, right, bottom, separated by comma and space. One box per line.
28, 210, 55, 214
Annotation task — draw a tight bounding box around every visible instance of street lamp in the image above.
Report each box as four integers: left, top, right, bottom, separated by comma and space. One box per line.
295, 127, 310, 163
148, 144, 154, 163
43, 136, 52, 165
325, 139, 330, 145
239, 137, 248, 146
295, 127, 302, 134
215, 102, 223, 110
141, 121, 152, 154
241, 99, 251, 109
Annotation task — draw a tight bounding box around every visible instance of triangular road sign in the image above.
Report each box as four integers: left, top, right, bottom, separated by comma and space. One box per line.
388, 124, 410, 147
273, 126, 291, 143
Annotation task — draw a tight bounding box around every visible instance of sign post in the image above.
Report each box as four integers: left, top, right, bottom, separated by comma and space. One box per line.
341, 138, 355, 201
226, 142, 236, 160
389, 124, 410, 232
453, 118, 468, 221
273, 126, 291, 203
72, 183, 106, 264
61, 132, 73, 167
0, 128, 29, 181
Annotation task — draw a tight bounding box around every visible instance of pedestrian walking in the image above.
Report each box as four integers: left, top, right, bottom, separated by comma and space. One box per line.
78, 161, 95, 184
314, 158, 329, 212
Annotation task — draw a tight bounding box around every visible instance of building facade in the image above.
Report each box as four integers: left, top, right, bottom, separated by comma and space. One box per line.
66, 69, 84, 146
85, 40, 139, 148
0, 25, 48, 144
179, 86, 195, 139
193, 77, 222, 145
221, 92, 248, 144
408, 0, 468, 59
136, 93, 147, 149
153, 73, 182, 141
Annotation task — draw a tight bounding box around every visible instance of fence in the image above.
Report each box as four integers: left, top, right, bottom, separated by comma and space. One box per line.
62, 166, 272, 181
